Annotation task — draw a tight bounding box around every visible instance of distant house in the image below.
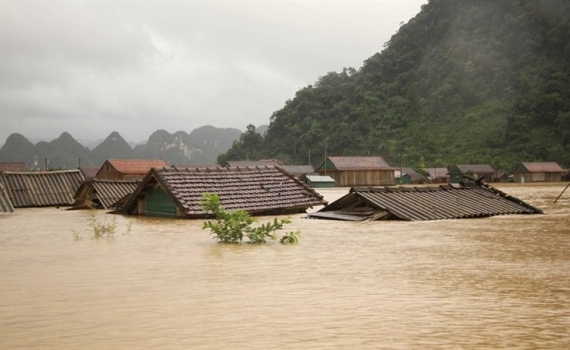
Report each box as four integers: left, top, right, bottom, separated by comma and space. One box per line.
79, 166, 100, 180
396, 167, 424, 184
0, 182, 14, 214
224, 161, 314, 180
0, 170, 85, 208
120, 166, 327, 218
95, 159, 169, 180
315, 156, 395, 187
423, 167, 449, 183
300, 175, 335, 189
513, 162, 566, 183
448, 164, 498, 183
0, 162, 29, 173
224, 160, 282, 168
280, 165, 315, 179
308, 182, 543, 222
72, 179, 140, 210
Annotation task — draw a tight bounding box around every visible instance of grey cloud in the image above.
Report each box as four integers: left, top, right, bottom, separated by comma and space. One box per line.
0, 1, 426, 145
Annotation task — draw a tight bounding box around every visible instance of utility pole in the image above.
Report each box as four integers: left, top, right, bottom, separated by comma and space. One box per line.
398, 153, 404, 185
324, 143, 328, 176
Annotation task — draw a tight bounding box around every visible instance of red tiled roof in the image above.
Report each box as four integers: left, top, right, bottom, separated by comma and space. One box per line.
107, 159, 169, 174
0, 162, 29, 172
327, 156, 393, 170
521, 162, 565, 173
123, 166, 327, 217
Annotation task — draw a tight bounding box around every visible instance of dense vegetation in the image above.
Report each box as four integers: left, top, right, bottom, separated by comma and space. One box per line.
220, 0, 570, 173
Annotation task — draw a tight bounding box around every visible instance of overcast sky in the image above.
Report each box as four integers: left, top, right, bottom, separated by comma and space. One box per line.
0, 0, 427, 145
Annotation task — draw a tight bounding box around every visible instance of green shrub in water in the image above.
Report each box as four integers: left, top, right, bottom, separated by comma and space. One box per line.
73, 210, 132, 241
201, 193, 300, 244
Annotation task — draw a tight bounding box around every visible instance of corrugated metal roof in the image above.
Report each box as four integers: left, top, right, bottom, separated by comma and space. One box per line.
105, 159, 169, 175
0, 182, 14, 214
520, 162, 565, 173
0, 170, 85, 207
0, 162, 29, 172
122, 166, 327, 217
326, 156, 393, 170
309, 182, 542, 221
73, 179, 140, 209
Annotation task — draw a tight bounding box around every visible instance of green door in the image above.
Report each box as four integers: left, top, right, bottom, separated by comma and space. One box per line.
145, 188, 177, 217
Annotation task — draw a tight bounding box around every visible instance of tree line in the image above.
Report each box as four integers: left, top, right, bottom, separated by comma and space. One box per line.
219, 0, 570, 173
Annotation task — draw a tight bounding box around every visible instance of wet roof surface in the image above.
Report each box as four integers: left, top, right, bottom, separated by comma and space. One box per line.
126, 166, 327, 217
309, 183, 542, 221
0, 170, 85, 207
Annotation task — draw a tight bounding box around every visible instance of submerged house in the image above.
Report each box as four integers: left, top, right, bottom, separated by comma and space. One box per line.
0, 162, 29, 172
95, 159, 169, 180
0, 182, 14, 214
512, 162, 566, 183
448, 164, 498, 183
308, 181, 542, 221
423, 167, 449, 183
315, 156, 395, 187
0, 170, 85, 208
79, 166, 100, 181
396, 167, 424, 184
300, 175, 335, 189
280, 165, 315, 179
72, 179, 140, 210
120, 166, 327, 218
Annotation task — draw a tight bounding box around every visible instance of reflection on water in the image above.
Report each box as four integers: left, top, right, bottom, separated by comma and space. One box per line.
1, 184, 569, 349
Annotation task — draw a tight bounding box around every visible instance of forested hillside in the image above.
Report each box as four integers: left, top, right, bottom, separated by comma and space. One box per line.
221, 0, 570, 172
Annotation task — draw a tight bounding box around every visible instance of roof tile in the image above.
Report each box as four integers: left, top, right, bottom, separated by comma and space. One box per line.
327, 156, 393, 170
107, 159, 169, 174
521, 162, 565, 173
124, 166, 327, 217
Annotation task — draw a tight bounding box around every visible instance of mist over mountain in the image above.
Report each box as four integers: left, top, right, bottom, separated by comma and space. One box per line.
221, 0, 570, 171
0, 126, 242, 169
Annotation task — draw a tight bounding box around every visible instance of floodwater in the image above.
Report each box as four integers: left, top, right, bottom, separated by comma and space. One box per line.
1, 184, 569, 349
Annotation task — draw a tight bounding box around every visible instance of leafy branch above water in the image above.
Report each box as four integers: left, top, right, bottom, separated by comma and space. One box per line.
72, 210, 132, 241
201, 192, 300, 244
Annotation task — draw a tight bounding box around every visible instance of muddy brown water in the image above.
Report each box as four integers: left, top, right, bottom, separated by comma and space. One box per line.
1, 184, 569, 349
